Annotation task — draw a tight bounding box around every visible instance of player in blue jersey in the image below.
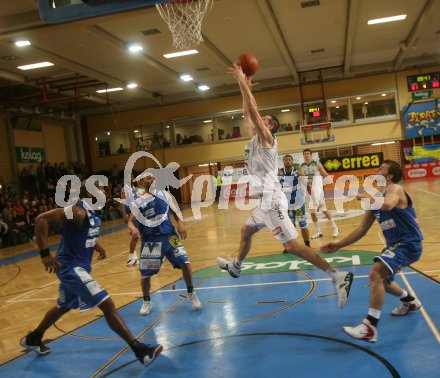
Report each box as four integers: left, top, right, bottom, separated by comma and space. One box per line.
20, 182, 163, 366
128, 172, 202, 315
279, 154, 310, 253
321, 160, 423, 343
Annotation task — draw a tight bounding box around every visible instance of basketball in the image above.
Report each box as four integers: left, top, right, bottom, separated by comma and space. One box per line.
237, 53, 259, 77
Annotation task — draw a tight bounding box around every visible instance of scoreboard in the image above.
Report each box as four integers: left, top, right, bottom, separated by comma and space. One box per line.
407, 72, 440, 92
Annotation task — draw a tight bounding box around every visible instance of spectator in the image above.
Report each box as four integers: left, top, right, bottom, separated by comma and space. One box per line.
118, 144, 125, 154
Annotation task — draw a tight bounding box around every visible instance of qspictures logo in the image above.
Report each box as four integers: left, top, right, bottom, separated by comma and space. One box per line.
55, 151, 386, 223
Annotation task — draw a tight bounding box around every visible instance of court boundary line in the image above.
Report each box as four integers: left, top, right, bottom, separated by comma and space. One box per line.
400, 272, 440, 344
6, 269, 440, 304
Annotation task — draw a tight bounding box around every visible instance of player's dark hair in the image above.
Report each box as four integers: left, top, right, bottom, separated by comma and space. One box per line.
283, 154, 293, 160
383, 160, 403, 183
303, 148, 312, 155
268, 115, 280, 133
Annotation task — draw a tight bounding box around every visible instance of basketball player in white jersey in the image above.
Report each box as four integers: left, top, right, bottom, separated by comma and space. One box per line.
302, 149, 339, 239
216, 63, 353, 308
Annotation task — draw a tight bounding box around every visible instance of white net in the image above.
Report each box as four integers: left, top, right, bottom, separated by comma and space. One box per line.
156, 0, 214, 50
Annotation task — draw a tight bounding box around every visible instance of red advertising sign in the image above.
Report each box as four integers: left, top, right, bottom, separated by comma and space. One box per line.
404, 161, 440, 181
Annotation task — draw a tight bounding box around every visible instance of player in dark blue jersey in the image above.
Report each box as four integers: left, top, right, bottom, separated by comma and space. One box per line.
20, 183, 163, 366
279, 154, 310, 253
321, 160, 423, 343
128, 172, 202, 315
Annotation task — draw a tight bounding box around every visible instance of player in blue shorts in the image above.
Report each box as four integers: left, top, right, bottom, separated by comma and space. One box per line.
20, 182, 163, 366
128, 172, 202, 315
279, 154, 310, 253
321, 160, 423, 343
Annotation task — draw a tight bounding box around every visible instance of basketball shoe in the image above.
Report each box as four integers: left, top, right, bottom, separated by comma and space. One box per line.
20, 331, 51, 355
332, 228, 339, 238
333, 271, 353, 308
140, 301, 152, 315
311, 232, 323, 239
343, 320, 377, 343
391, 298, 422, 316
132, 342, 163, 366
188, 292, 202, 310
216, 257, 241, 278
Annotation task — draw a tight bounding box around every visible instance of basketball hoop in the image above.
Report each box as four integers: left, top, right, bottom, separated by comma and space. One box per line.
156, 0, 214, 50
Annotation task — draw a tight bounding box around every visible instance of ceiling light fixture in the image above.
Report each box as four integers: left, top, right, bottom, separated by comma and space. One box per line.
127, 44, 143, 53
356, 97, 361, 100
180, 74, 193, 81
381, 93, 387, 97
17, 61, 54, 70
163, 50, 198, 58
15, 40, 31, 47
126, 82, 138, 89
371, 141, 395, 146
198, 84, 210, 91
96, 87, 124, 93
368, 14, 406, 25
203, 120, 212, 123
281, 109, 290, 112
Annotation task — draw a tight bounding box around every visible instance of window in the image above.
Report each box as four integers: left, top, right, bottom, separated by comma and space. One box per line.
134, 123, 171, 151
174, 117, 213, 146
95, 129, 130, 157
216, 113, 244, 140
328, 99, 349, 124
262, 105, 302, 132
352, 92, 397, 123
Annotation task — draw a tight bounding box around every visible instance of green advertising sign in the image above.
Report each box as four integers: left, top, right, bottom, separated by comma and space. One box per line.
411, 90, 433, 101
16, 147, 46, 163
194, 250, 376, 279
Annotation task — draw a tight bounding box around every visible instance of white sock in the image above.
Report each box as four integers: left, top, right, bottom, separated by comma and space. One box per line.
128, 252, 138, 260
399, 290, 408, 299
314, 222, 321, 233
331, 219, 337, 229
368, 308, 381, 320
326, 267, 338, 280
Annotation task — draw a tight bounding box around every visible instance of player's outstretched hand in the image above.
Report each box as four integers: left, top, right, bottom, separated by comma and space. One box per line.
42, 255, 61, 273
320, 242, 339, 254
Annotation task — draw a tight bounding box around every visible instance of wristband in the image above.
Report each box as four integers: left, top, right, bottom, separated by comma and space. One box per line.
39, 248, 50, 258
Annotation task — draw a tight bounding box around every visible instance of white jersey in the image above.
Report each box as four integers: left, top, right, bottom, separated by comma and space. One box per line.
301, 160, 319, 183
244, 135, 282, 198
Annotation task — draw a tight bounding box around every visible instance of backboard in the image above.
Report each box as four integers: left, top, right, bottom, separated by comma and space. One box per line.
39, 0, 162, 23
300, 122, 335, 145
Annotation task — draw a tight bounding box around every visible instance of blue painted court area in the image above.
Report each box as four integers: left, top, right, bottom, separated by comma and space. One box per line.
1, 264, 439, 378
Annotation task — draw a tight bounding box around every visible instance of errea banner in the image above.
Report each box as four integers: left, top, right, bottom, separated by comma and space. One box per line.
16, 147, 46, 163
321, 153, 383, 173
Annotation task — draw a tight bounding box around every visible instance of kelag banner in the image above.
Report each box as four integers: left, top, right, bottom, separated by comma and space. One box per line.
403, 99, 440, 138
15, 147, 46, 163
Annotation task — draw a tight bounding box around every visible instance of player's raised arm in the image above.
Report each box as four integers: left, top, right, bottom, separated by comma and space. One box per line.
228, 64, 273, 146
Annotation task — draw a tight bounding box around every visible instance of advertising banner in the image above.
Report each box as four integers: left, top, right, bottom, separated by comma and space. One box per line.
403, 99, 440, 138
15, 147, 46, 163
404, 161, 440, 181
